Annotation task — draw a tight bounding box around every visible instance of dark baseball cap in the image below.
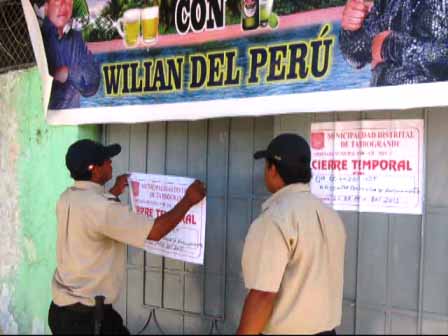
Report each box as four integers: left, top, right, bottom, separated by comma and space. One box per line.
66, 139, 121, 175
254, 133, 311, 166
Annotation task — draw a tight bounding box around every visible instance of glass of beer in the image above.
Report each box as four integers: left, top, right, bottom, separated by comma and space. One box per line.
142, 6, 159, 45
259, 0, 274, 27
116, 9, 141, 48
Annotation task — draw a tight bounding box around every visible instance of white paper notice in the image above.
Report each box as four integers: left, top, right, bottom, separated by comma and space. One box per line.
310, 120, 424, 214
128, 173, 206, 264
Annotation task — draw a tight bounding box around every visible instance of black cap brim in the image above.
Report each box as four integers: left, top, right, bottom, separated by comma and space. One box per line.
104, 144, 121, 159
254, 150, 269, 160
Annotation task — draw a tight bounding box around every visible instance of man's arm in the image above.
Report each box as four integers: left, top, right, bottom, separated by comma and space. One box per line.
100, 179, 205, 248
49, 34, 99, 97
373, 31, 448, 79
239, 214, 291, 334
339, 0, 382, 69
148, 180, 205, 241
67, 33, 100, 97
237, 289, 277, 335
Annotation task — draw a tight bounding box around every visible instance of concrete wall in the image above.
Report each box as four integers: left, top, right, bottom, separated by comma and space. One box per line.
0, 68, 100, 334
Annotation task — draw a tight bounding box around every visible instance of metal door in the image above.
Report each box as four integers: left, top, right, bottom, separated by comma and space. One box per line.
106, 118, 274, 334
106, 108, 448, 334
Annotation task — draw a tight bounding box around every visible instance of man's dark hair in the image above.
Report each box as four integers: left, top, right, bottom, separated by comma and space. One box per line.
32, 0, 46, 6
267, 158, 312, 185
69, 157, 109, 181
70, 169, 93, 181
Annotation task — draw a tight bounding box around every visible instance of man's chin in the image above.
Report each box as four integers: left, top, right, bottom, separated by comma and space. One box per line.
53, 19, 70, 29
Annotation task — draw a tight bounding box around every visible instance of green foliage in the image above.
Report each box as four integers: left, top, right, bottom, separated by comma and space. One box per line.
101, 0, 150, 20
84, 0, 166, 41
82, 20, 119, 42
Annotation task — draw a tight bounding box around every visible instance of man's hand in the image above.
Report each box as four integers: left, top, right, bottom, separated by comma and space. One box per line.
371, 30, 391, 69
184, 180, 206, 207
341, 0, 373, 31
109, 174, 130, 197
53, 66, 69, 83
148, 180, 206, 242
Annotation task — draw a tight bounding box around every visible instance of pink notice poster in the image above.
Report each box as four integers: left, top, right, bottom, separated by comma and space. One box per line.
310, 119, 424, 215
129, 173, 206, 264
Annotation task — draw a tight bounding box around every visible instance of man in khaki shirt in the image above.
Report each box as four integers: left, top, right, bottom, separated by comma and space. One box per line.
237, 134, 346, 335
48, 139, 205, 335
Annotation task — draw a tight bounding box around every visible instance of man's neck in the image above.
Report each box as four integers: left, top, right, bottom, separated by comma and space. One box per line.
90, 178, 106, 186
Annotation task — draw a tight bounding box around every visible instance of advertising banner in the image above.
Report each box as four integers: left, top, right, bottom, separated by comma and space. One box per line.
22, 0, 448, 125
310, 119, 424, 214
129, 173, 206, 264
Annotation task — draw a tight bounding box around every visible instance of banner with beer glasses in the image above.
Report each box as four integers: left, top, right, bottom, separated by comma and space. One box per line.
22, 0, 448, 125
115, 7, 159, 48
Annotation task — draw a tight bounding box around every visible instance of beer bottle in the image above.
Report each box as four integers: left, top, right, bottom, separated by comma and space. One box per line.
242, 0, 259, 31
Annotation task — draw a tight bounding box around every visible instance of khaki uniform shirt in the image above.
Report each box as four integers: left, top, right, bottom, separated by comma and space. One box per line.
242, 183, 346, 335
52, 181, 154, 306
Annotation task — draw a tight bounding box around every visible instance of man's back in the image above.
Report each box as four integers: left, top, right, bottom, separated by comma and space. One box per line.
242, 183, 346, 334
49, 138, 206, 335
53, 181, 152, 306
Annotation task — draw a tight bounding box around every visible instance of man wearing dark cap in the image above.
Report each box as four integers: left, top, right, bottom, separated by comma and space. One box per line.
48, 139, 206, 334
237, 133, 346, 335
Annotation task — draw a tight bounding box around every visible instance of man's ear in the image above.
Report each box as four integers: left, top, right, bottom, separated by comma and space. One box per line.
89, 164, 99, 179
266, 161, 277, 178
272, 164, 281, 180
44, 2, 48, 16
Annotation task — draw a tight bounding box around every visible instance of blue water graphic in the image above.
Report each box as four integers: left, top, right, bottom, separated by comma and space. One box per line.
81, 22, 371, 108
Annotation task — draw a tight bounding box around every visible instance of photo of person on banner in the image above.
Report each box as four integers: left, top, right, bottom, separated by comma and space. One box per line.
339, 0, 448, 86
32, 0, 89, 24
36, 0, 99, 110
